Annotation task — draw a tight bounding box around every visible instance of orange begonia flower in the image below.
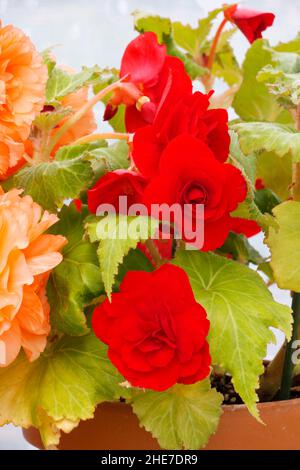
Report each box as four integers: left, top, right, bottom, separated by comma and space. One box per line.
0, 188, 67, 367
0, 23, 47, 177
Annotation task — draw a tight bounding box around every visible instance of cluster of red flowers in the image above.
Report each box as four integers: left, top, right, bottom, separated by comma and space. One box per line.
91, 6, 274, 391
90, 31, 242, 391
88, 31, 249, 251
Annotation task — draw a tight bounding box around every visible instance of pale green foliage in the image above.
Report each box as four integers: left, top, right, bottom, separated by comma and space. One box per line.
266, 201, 300, 292
257, 151, 292, 201
173, 251, 292, 418
132, 380, 223, 450
233, 40, 292, 123
13, 157, 93, 211
0, 334, 127, 449
34, 107, 72, 132
229, 131, 274, 231
46, 66, 101, 105
87, 215, 159, 299
47, 205, 103, 336
232, 122, 300, 161
257, 49, 300, 108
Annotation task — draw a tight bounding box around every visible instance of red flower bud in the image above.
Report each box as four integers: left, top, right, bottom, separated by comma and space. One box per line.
225, 5, 275, 43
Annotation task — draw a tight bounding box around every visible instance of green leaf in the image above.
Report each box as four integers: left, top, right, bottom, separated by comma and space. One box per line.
87, 140, 130, 177
46, 66, 101, 105
254, 188, 281, 215
33, 107, 72, 132
164, 36, 207, 79
275, 33, 300, 54
173, 250, 292, 418
93, 67, 119, 93
229, 130, 256, 185
13, 157, 93, 211
229, 131, 274, 231
258, 66, 300, 108
212, 40, 241, 86
80, 140, 130, 187
116, 248, 154, 285
233, 40, 292, 123
47, 205, 103, 336
172, 8, 222, 56
131, 380, 223, 450
256, 151, 292, 201
257, 261, 274, 284
87, 215, 159, 299
41, 47, 56, 75
133, 10, 172, 43
266, 201, 300, 292
231, 122, 300, 162
55, 140, 107, 161
257, 49, 300, 108
218, 232, 264, 265
0, 333, 127, 449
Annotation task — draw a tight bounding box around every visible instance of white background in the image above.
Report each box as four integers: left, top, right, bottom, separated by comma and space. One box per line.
0, 0, 298, 449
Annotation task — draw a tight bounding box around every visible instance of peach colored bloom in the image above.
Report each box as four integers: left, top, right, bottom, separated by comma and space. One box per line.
0, 23, 47, 176
51, 86, 97, 154
0, 188, 66, 366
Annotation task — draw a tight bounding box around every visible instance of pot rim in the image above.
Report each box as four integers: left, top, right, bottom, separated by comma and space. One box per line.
221, 396, 300, 412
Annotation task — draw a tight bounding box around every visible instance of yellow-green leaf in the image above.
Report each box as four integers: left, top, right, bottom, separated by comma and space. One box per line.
0, 334, 127, 449
266, 201, 300, 291
173, 251, 292, 418
131, 380, 223, 450
87, 215, 159, 299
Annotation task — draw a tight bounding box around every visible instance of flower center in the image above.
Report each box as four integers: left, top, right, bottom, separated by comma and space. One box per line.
181, 182, 207, 206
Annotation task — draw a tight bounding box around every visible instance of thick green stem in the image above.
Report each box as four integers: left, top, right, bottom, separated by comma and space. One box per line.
279, 293, 300, 400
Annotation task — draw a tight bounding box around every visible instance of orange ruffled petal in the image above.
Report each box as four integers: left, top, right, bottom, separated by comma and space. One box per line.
0, 189, 66, 366
0, 23, 47, 178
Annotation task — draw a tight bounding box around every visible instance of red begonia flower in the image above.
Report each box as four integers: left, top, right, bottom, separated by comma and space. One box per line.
87, 170, 147, 214
92, 264, 211, 391
143, 135, 247, 251
225, 5, 275, 44
132, 91, 230, 178
104, 32, 192, 132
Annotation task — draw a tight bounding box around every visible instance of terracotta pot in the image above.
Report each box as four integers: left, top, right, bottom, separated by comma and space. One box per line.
23, 398, 300, 450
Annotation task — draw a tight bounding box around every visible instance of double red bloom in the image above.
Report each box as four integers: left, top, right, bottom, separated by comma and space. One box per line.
133, 90, 230, 178
92, 264, 211, 391
143, 136, 247, 250
104, 32, 192, 132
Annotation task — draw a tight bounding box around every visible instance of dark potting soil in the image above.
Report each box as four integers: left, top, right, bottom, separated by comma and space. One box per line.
211, 371, 300, 406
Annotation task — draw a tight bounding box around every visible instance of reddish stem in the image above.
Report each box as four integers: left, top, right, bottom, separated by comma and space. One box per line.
206, 17, 228, 71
